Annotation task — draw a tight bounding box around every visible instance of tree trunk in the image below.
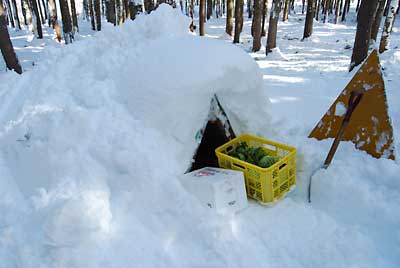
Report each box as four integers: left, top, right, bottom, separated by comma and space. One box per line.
252, 0, 262, 51
0, 0, 22, 74
371, 0, 387, 41
59, 0, 73, 43
334, 0, 340, 23
5, 0, 15, 27
109, 0, 116, 25
41, 0, 48, 20
48, 0, 61, 41
341, 0, 350, 21
266, 0, 282, 53
303, 0, 315, 39
127, 0, 131, 20
123, 0, 130, 19
21, 0, 27, 25
233, 0, 243, 43
82, 0, 89, 20
261, 0, 268, 36
282, 0, 290, 21
10, 0, 20, 29
356, 0, 360, 11
350, 0, 379, 71
323, 0, 328, 22
144, 0, 154, 13
128, 1, 135, 20
105, 0, 110, 20
379, 0, 398, 52
207, 0, 212, 19
339, 0, 343, 16
70, 0, 79, 32
251, 8, 255, 36
116, 0, 123, 24
37, 0, 45, 23
316, 0, 321, 20
200, 0, 205, 35
247, 0, 252, 18
122, 0, 125, 21
94, 0, 101, 30
328, 0, 333, 13
383, 0, 391, 15
240, 1, 244, 31
89, 0, 95, 29
226, 0, 233, 35
302, 0, 305, 13
31, 0, 43, 38
189, 0, 194, 31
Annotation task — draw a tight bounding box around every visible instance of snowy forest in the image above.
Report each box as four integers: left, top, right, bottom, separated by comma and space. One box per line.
0, 0, 400, 267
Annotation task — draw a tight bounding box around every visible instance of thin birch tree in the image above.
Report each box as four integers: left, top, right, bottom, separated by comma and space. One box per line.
379, 0, 398, 52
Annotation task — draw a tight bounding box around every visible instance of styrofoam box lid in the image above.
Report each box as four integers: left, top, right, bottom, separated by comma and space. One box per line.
184, 167, 244, 181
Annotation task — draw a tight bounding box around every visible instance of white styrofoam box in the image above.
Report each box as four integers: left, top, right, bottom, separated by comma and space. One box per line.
179, 167, 248, 215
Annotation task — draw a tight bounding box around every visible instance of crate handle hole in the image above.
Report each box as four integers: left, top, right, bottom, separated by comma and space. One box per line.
263, 144, 276, 151
233, 163, 246, 170
226, 145, 234, 152
279, 163, 287, 170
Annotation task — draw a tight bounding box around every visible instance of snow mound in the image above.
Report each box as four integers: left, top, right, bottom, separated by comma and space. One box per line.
0, 5, 270, 267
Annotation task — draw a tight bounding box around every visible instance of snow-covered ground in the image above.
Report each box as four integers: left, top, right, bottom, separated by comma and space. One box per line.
1, 3, 400, 268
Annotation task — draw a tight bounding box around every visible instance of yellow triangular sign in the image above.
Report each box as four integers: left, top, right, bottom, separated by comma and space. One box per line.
309, 50, 395, 160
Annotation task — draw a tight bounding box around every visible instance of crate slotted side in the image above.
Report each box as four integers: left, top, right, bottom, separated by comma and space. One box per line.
215, 134, 296, 204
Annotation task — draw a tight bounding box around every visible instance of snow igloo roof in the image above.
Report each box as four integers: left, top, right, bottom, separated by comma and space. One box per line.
0, 8, 272, 267
0, 4, 271, 195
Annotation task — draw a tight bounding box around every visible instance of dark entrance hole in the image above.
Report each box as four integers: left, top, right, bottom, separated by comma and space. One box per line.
187, 95, 236, 172
189, 119, 231, 172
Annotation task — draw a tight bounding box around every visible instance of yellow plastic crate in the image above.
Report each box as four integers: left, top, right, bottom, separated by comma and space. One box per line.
215, 134, 296, 204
